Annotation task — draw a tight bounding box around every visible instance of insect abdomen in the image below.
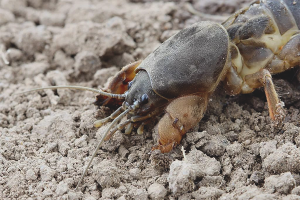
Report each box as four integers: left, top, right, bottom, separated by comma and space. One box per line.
224, 0, 300, 79
272, 0, 300, 29
222, 0, 300, 94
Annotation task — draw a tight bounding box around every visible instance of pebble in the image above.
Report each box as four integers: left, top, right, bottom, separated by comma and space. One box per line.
148, 183, 167, 199
56, 181, 69, 196
26, 168, 37, 181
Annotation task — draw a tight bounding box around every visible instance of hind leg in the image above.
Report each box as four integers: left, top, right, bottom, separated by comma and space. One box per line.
245, 69, 285, 125
152, 94, 208, 153
249, 33, 300, 125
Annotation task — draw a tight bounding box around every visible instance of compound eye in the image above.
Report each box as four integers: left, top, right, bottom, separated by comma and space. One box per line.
140, 94, 148, 104
128, 81, 133, 90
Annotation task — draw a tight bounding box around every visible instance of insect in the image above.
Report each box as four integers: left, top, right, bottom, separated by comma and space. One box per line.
23, 0, 300, 189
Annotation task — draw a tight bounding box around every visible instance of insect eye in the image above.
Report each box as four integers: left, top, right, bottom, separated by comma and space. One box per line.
128, 81, 133, 90
140, 94, 148, 104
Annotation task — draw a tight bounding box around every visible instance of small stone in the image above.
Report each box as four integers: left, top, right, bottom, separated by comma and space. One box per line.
117, 196, 126, 200
109, 52, 134, 67
250, 171, 265, 185
0, 8, 15, 25
260, 140, 277, 159
192, 187, 224, 200
58, 142, 70, 156
199, 176, 225, 188
226, 142, 242, 156
46, 142, 57, 153
43, 188, 53, 197
264, 172, 296, 194
7, 48, 23, 62
93, 67, 119, 87
263, 143, 300, 173
129, 188, 148, 199
148, 183, 167, 199
39, 11, 65, 26
54, 50, 75, 70
40, 164, 55, 181
282, 195, 300, 200
74, 135, 88, 148
21, 62, 50, 78
56, 181, 69, 196
292, 186, 300, 195
168, 148, 221, 194
74, 51, 101, 80
202, 139, 226, 157
178, 193, 192, 200
101, 187, 122, 199
16, 26, 51, 56
68, 191, 83, 200
25, 7, 40, 23
92, 159, 120, 188
129, 168, 141, 179
118, 145, 129, 158
224, 131, 239, 142
250, 193, 277, 200
1, 0, 26, 14
26, 168, 38, 181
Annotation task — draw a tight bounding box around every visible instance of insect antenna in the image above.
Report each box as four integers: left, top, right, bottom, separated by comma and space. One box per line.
18, 85, 126, 99
75, 107, 131, 190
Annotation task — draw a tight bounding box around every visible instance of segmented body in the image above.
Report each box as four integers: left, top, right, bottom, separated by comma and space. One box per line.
25, 1, 300, 188
223, 0, 300, 95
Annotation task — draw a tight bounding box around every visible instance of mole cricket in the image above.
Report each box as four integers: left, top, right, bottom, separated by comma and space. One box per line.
22, 0, 300, 188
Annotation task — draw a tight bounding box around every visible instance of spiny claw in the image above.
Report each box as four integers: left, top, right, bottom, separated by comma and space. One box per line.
273, 101, 286, 126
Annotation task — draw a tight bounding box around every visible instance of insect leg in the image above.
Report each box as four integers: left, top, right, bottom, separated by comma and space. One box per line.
104, 119, 131, 141
152, 95, 208, 153
94, 106, 124, 128
245, 69, 285, 125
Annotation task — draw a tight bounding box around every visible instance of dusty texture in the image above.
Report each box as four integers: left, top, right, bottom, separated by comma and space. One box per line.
0, 0, 300, 199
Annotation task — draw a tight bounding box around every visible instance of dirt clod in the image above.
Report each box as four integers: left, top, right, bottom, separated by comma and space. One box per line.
263, 143, 300, 174
148, 183, 168, 199
264, 172, 296, 194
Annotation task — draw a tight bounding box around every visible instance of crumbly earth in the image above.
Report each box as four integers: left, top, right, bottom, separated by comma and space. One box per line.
0, 0, 300, 199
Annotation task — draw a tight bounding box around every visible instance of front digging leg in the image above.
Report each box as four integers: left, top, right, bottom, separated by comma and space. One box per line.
152, 94, 208, 153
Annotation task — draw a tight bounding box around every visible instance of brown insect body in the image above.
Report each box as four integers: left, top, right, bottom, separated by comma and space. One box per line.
25, 0, 300, 188
98, 0, 300, 153
223, 0, 300, 121
96, 21, 231, 153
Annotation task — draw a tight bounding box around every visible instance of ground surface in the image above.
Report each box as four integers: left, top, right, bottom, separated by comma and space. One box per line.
1, 0, 300, 199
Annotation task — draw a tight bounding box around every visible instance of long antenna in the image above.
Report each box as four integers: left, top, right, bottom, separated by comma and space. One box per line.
18, 86, 126, 99
75, 108, 131, 190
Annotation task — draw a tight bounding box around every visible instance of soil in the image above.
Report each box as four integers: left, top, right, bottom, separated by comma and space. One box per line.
1, 0, 300, 199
